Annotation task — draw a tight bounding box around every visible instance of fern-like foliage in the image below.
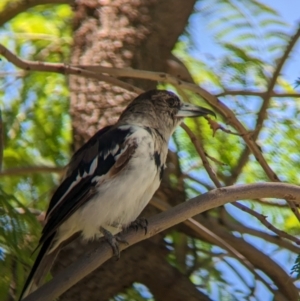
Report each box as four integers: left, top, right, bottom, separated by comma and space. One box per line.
291, 254, 300, 279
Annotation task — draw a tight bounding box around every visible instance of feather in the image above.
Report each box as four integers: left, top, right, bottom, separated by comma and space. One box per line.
40, 126, 134, 244
19, 233, 57, 300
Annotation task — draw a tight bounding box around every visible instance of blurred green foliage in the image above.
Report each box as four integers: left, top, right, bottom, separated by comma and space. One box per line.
0, 0, 300, 300
0, 3, 72, 299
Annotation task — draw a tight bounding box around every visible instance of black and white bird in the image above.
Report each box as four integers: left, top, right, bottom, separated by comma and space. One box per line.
20, 89, 214, 299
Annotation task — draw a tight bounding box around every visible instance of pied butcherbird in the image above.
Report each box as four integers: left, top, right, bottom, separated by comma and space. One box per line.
20, 89, 215, 299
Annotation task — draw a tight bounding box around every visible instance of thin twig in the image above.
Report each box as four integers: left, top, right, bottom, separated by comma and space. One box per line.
0, 166, 63, 177
222, 214, 300, 254
181, 122, 300, 246
265, 25, 300, 102
232, 201, 300, 245
252, 198, 288, 208
181, 123, 220, 188
205, 116, 243, 137
203, 152, 226, 166
0, 44, 143, 94
181, 174, 214, 191
217, 90, 300, 98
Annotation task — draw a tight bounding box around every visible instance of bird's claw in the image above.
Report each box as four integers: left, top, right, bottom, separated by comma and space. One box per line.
100, 218, 147, 259
128, 217, 148, 235
100, 227, 128, 259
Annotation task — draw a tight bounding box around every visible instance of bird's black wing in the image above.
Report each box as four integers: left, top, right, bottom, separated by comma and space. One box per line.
45, 125, 113, 216
40, 125, 135, 244
19, 125, 137, 300
19, 233, 57, 300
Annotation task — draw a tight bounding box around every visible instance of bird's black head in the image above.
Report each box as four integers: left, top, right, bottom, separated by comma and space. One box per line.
135, 89, 181, 117
119, 89, 215, 139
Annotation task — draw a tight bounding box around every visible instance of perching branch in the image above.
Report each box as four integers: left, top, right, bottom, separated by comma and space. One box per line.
22, 182, 300, 301
151, 197, 279, 295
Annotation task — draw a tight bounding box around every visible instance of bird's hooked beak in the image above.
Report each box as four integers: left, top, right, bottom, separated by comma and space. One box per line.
176, 103, 216, 118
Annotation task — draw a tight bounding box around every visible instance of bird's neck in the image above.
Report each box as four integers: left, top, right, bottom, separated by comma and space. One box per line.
151, 127, 168, 144
117, 112, 174, 147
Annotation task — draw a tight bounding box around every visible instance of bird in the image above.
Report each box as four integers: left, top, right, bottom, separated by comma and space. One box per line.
19, 89, 215, 299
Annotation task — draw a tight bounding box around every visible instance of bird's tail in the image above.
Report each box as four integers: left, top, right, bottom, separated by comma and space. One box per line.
19, 232, 59, 300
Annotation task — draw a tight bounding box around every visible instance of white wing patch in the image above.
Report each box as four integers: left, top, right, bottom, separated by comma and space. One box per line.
114, 144, 128, 161
46, 158, 99, 222
89, 156, 98, 174
103, 144, 120, 160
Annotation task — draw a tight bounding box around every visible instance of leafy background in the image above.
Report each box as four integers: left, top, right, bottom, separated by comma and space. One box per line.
0, 0, 300, 300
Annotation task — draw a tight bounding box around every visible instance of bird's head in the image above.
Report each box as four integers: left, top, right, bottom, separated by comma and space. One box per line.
119, 89, 215, 140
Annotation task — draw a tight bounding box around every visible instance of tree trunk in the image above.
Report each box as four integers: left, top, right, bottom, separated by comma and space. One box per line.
52, 0, 212, 300
69, 0, 196, 148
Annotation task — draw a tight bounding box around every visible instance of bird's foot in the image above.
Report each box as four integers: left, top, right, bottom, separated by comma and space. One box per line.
128, 217, 148, 235
100, 227, 128, 259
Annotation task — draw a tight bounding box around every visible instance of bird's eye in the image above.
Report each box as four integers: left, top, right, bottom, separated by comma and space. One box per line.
167, 98, 178, 107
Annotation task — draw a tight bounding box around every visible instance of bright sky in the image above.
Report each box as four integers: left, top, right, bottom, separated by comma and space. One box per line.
267, 0, 300, 82
190, 0, 300, 84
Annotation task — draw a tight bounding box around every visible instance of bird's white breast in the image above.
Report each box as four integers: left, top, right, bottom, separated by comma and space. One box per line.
56, 127, 164, 243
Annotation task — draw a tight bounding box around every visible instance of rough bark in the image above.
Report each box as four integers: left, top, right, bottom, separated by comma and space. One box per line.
53, 1, 207, 300
69, 0, 196, 148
